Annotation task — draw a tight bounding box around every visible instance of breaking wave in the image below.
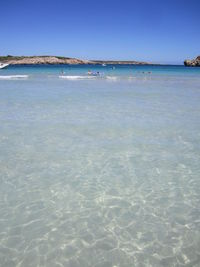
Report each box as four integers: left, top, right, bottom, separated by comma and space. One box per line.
59, 75, 96, 80
0, 75, 29, 80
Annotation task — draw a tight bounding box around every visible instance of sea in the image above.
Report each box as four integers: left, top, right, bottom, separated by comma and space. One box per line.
0, 64, 200, 267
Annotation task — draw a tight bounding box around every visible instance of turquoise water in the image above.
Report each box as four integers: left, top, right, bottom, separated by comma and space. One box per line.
0, 65, 200, 267
1, 64, 200, 77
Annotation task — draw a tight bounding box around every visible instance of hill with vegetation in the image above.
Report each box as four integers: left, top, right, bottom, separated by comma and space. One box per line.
0, 55, 153, 65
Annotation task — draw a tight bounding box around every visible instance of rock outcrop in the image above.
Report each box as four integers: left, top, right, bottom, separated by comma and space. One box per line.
184, 56, 200, 67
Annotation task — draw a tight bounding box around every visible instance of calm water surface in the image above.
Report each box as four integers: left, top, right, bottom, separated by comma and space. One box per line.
0, 65, 200, 267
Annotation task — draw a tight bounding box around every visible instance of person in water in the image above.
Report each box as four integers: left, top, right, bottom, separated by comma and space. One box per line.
88, 70, 92, 75
88, 70, 101, 76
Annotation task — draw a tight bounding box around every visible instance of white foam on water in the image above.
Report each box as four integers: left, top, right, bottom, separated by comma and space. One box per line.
0, 75, 29, 80
59, 75, 96, 80
106, 76, 118, 81
128, 76, 137, 80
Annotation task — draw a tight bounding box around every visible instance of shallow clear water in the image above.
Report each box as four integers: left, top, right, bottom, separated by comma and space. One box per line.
0, 65, 200, 267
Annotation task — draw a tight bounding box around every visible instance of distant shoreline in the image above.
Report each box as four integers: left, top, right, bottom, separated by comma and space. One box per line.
0, 55, 190, 66
0, 55, 163, 66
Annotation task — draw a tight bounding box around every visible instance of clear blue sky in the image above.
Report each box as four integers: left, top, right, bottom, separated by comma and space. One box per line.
1, 0, 199, 64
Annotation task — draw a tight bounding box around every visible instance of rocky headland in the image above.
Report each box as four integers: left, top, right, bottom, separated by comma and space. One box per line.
0, 55, 152, 65
0, 56, 89, 65
184, 56, 200, 67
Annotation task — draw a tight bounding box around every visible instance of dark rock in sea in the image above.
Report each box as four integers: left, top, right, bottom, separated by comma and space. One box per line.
184, 56, 200, 67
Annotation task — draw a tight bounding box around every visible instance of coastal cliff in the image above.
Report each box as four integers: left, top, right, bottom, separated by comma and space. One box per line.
184, 56, 200, 67
0, 55, 151, 65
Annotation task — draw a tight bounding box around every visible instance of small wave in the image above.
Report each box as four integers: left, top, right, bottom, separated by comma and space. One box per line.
128, 76, 136, 80
59, 75, 96, 80
106, 76, 118, 81
0, 75, 29, 80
